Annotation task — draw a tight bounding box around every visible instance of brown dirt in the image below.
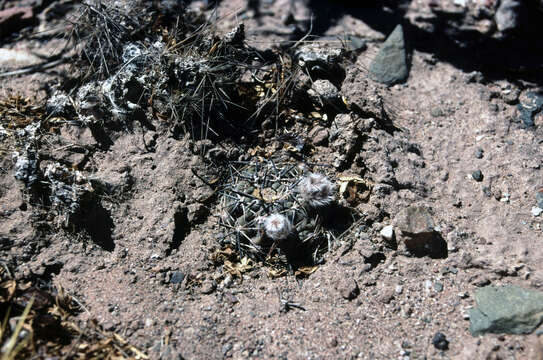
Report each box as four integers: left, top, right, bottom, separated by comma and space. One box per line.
1, 0, 543, 359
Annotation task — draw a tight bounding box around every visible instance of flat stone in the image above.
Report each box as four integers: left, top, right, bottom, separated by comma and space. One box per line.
59, 124, 96, 147
369, 24, 409, 85
531, 207, 542, 217
170, 271, 184, 284
308, 79, 339, 104
469, 285, 543, 336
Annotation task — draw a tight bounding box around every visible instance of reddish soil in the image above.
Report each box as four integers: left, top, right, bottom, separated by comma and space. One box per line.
1, 1, 542, 359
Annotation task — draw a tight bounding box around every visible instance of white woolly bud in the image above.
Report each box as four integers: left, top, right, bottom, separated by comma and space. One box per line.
262, 214, 292, 241
298, 173, 335, 208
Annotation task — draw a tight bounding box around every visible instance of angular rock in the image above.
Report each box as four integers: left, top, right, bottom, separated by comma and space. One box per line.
469, 285, 543, 336
338, 279, 360, 300
307, 79, 340, 106
369, 24, 409, 85
393, 206, 445, 257
495, 0, 522, 33
432, 332, 449, 350
170, 271, 185, 284
380, 225, 394, 241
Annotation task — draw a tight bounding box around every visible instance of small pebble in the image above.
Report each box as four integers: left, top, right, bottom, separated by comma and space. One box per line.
380, 225, 394, 241
475, 148, 484, 159
170, 271, 185, 284
472, 170, 484, 182
200, 280, 216, 294
532, 207, 542, 217
434, 282, 444, 292
432, 332, 449, 350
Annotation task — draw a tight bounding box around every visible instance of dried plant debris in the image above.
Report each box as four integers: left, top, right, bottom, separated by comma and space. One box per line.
218, 158, 358, 273
65, 0, 348, 141
0, 95, 46, 157
0, 267, 146, 359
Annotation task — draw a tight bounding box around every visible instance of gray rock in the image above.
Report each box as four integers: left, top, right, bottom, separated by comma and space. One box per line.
369, 24, 409, 85
475, 148, 484, 159
393, 206, 436, 254
472, 170, 484, 182
339, 279, 360, 300
307, 79, 340, 105
170, 271, 184, 284
495, 0, 522, 33
518, 92, 543, 127
469, 285, 543, 335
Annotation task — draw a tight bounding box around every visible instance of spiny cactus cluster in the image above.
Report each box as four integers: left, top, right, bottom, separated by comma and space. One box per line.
219, 159, 338, 265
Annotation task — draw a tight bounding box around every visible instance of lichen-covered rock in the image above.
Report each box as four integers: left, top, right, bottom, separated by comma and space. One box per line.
469, 285, 543, 335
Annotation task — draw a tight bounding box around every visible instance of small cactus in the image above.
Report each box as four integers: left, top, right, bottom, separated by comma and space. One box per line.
298, 173, 335, 208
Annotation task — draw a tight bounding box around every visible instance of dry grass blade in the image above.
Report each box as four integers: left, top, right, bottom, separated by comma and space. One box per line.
1, 298, 33, 360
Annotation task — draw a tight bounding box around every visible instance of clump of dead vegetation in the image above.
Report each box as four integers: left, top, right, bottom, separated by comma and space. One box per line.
0, 264, 146, 359
64, 0, 343, 141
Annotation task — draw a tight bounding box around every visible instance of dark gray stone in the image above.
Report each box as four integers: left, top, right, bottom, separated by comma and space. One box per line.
432, 332, 449, 350
472, 170, 484, 182
369, 24, 409, 85
475, 148, 484, 159
170, 271, 184, 284
469, 285, 543, 336
518, 92, 543, 128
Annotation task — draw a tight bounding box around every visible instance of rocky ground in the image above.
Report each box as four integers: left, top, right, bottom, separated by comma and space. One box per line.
1, 0, 543, 359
